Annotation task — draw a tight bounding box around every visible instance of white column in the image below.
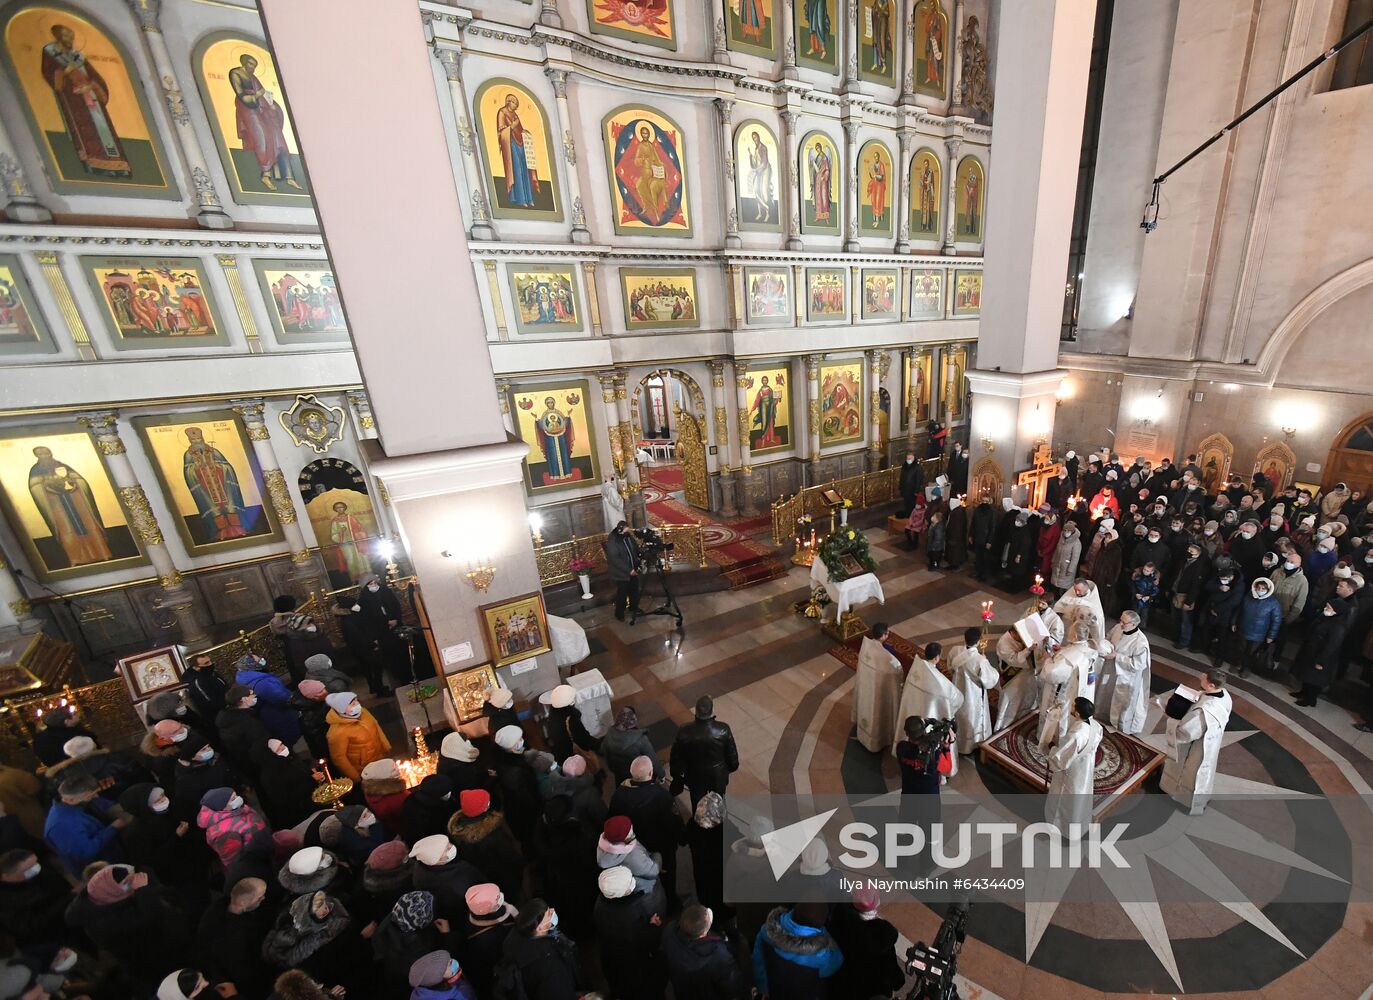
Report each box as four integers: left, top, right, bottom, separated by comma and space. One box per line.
734, 367, 754, 510
845, 0, 861, 89
866, 350, 884, 471
711, 0, 730, 62
0, 116, 51, 222
231, 400, 325, 591
708, 360, 738, 515
596, 371, 626, 478
612, 372, 645, 525
942, 133, 961, 255
900, 8, 917, 104
803, 354, 821, 483
346, 390, 379, 440
950, 0, 968, 115
842, 118, 860, 252
782, 0, 799, 79
546, 69, 592, 245
0, 550, 43, 636
716, 99, 742, 249
539, 0, 561, 27
895, 127, 913, 252
126, 0, 232, 230
969, 0, 1095, 491
77, 412, 209, 649
905, 347, 921, 446
433, 45, 496, 241
779, 109, 804, 250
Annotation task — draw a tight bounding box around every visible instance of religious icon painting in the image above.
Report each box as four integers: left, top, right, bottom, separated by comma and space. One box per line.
83, 257, 229, 351
858, 140, 894, 236
908, 149, 942, 241
603, 106, 692, 236
444, 662, 499, 723
912, 0, 950, 99
899, 349, 933, 431
0, 422, 147, 582
0, 255, 57, 355
251, 259, 348, 344
586, 0, 676, 49
278, 394, 346, 454
1253, 441, 1296, 490
619, 267, 699, 331
508, 379, 600, 496
818, 360, 864, 448
472, 78, 561, 222
726, 0, 775, 58
795, 0, 839, 74
942, 345, 969, 419
858, 0, 897, 85
191, 33, 311, 206
742, 267, 792, 326
908, 267, 945, 321
0, 5, 176, 198
133, 410, 282, 556
800, 131, 841, 236
479, 591, 552, 669
804, 267, 847, 322
952, 268, 982, 316
116, 645, 186, 706
743, 364, 791, 455
734, 121, 781, 232
298, 457, 379, 587
860, 268, 899, 320
954, 155, 985, 242
507, 266, 582, 336
1194, 432, 1233, 496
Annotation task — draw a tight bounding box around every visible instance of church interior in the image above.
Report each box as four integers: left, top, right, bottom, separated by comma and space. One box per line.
0, 0, 1371, 997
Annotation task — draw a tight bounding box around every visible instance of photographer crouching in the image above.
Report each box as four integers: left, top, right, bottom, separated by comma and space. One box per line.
604, 520, 642, 623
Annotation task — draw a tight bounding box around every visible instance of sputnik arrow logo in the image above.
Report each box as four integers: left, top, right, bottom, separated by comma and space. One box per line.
760, 808, 838, 881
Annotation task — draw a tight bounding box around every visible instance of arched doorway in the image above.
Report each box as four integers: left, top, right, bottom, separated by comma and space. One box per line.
1324, 411, 1373, 492
632, 369, 710, 510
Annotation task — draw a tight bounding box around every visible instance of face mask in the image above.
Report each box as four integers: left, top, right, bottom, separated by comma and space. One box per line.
195, 749, 214, 763
1316, 530, 1329, 540
244, 696, 258, 709
318, 853, 333, 869
444, 961, 462, 983
22, 863, 40, 881
226, 796, 244, 811
1205, 527, 1216, 536
171, 729, 188, 743
1171, 524, 1183, 532
1285, 560, 1299, 570
549, 910, 560, 929
514, 741, 526, 753
1242, 529, 1257, 539
357, 812, 375, 829
367, 584, 380, 593
1148, 535, 1160, 544
343, 703, 362, 719
150, 797, 170, 814
273, 745, 289, 758
174, 705, 187, 717
443, 845, 458, 864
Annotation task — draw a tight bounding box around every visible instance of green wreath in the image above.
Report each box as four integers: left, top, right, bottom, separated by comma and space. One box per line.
818, 527, 878, 582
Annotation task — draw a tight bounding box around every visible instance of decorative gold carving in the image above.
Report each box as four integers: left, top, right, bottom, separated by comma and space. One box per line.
533, 524, 707, 588
117, 486, 164, 546
677, 414, 710, 508
804, 356, 819, 381
95, 438, 126, 455
261, 469, 298, 524
713, 405, 729, 446
8, 598, 32, 617
742, 465, 753, 475
35, 252, 95, 359
77, 412, 118, 431
377, 480, 392, 507
290, 549, 313, 565
245, 424, 270, 441
708, 360, 726, 388
278, 394, 346, 453
768, 465, 906, 545
481, 260, 508, 341
158, 570, 183, 589
808, 398, 822, 431
217, 255, 262, 354
359, 415, 376, 430
737, 407, 751, 452
580, 260, 602, 335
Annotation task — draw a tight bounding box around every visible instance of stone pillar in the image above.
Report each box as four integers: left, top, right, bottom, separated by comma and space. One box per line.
546, 69, 592, 245
495, 380, 516, 436
942, 133, 962, 255
715, 99, 742, 249
895, 128, 913, 253
844, 0, 861, 89
842, 118, 860, 252
969, 0, 1094, 493
782, 0, 799, 79
734, 367, 755, 512
866, 350, 885, 471
346, 390, 378, 440
580, 260, 603, 334
905, 346, 921, 446
0, 551, 43, 636
77, 412, 208, 649
949, 0, 968, 115
0, 116, 52, 222
126, 0, 233, 230
711, 0, 730, 62
596, 371, 626, 479
539, 0, 561, 28
231, 401, 325, 592
708, 360, 738, 515
432, 46, 496, 241
35, 254, 96, 360
803, 354, 822, 484
779, 109, 804, 250
899, 8, 917, 104
612, 372, 646, 526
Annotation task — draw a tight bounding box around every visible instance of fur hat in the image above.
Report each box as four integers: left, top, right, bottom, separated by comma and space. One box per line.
441, 732, 479, 763
494, 725, 524, 750
598, 865, 636, 899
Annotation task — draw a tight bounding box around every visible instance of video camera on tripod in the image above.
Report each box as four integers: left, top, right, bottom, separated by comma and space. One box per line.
632, 526, 674, 569
903, 901, 969, 1000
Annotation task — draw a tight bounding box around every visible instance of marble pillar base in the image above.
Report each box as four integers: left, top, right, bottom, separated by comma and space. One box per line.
196, 208, 234, 230
717, 473, 739, 516
471, 222, 496, 241
164, 582, 210, 650
5, 201, 52, 223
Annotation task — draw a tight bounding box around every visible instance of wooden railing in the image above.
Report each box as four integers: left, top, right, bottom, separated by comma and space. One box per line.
534, 524, 708, 588
770, 458, 944, 546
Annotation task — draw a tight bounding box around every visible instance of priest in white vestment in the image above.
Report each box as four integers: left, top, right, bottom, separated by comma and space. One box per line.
1106, 611, 1152, 734
894, 642, 963, 774
852, 622, 903, 752
1053, 579, 1105, 642
993, 629, 1038, 730
1158, 669, 1233, 815
949, 628, 1000, 754
1036, 621, 1096, 752
1045, 696, 1104, 839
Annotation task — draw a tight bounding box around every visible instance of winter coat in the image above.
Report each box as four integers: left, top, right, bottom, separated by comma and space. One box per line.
65, 881, 192, 987
1131, 571, 1160, 609
42, 798, 122, 874
1130, 538, 1172, 575
236, 668, 304, 746
595, 837, 662, 897
197, 896, 276, 997
600, 726, 662, 784
411, 857, 485, 922
447, 810, 524, 900
499, 930, 582, 1000
42, 746, 148, 803
826, 904, 906, 999
926, 517, 947, 553
363, 774, 411, 839
0, 862, 72, 950
1227, 533, 1268, 584
402, 781, 457, 844
305, 660, 354, 694
215, 705, 272, 773
1305, 547, 1338, 581
1173, 554, 1212, 608
685, 821, 725, 913
1037, 520, 1063, 577
605, 531, 642, 582
0, 766, 44, 842
197, 801, 269, 870
607, 779, 684, 858
1050, 528, 1082, 590
436, 756, 497, 799
593, 891, 668, 1000
661, 921, 748, 1000
325, 707, 391, 781
670, 717, 740, 797
1200, 576, 1245, 627
359, 862, 413, 927
372, 916, 442, 1000
531, 799, 600, 941
1238, 593, 1283, 642
258, 752, 321, 830
545, 704, 601, 763
118, 782, 212, 887
411, 981, 478, 1000
138, 728, 184, 789
545, 770, 607, 830
1089, 540, 1124, 616
262, 894, 371, 993
297, 696, 332, 759
494, 751, 542, 843
905, 504, 927, 533
456, 909, 516, 996
751, 907, 843, 1000
1295, 609, 1350, 690
185, 666, 230, 721
1271, 566, 1310, 622
898, 460, 925, 503
172, 755, 243, 825
945, 504, 969, 565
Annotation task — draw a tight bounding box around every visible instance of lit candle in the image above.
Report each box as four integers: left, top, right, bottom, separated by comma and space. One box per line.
317, 758, 333, 784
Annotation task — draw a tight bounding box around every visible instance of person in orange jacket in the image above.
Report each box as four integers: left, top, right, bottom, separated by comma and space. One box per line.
324, 691, 391, 780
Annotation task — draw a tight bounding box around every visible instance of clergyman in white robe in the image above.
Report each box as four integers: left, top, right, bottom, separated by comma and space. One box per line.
1158, 679, 1234, 815
1035, 628, 1096, 752
852, 634, 903, 752
1106, 614, 1151, 734
993, 630, 1038, 730
1053, 580, 1105, 643
948, 636, 1000, 754
1045, 707, 1104, 838
895, 654, 963, 774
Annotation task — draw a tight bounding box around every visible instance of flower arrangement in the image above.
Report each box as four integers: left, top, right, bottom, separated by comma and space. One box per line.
568, 556, 596, 573
818, 526, 877, 582
842, 498, 854, 509
980, 600, 995, 622
406, 684, 439, 704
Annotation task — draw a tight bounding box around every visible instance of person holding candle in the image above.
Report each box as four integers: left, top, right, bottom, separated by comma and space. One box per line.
324, 692, 391, 782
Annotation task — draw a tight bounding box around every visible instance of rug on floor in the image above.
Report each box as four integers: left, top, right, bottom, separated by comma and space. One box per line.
828, 630, 922, 671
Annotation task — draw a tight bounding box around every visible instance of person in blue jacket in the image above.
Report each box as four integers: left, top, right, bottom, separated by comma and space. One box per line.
234, 654, 303, 747
752, 901, 843, 1000
42, 773, 125, 875
1222, 576, 1283, 677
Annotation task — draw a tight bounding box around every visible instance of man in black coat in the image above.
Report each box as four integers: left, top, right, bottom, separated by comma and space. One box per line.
183, 654, 230, 730
1226, 519, 1268, 585
593, 867, 667, 1000
827, 888, 906, 1000
897, 452, 924, 516
662, 905, 748, 1000
669, 697, 739, 808
215, 684, 271, 778
197, 877, 276, 998
604, 521, 643, 622
609, 755, 684, 906
0, 848, 72, 951
971, 498, 998, 580
31, 707, 96, 768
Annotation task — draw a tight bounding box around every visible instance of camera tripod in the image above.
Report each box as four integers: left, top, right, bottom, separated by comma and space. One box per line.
630, 554, 683, 627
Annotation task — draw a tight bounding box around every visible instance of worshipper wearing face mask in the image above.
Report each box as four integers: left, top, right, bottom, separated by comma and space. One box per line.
435, 733, 493, 799
196, 787, 269, 875
403, 775, 458, 845
1157, 669, 1234, 815
234, 654, 304, 749
491, 726, 542, 847
752, 900, 844, 1000
593, 865, 668, 1000
1270, 549, 1310, 655
0, 848, 74, 953
41, 774, 126, 875
1172, 543, 1212, 650
1292, 597, 1354, 707
453, 883, 517, 995
361, 757, 412, 839
262, 889, 371, 995
196, 876, 275, 997
596, 816, 666, 915
331, 803, 389, 868
324, 692, 391, 781
1226, 518, 1268, 585
661, 902, 749, 1000
371, 890, 449, 1000
1222, 576, 1284, 677
31, 707, 95, 769
1048, 520, 1082, 599
117, 782, 211, 888
1088, 528, 1124, 616
40, 731, 147, 806
215, 683, 273, 778
171, 735, 243, 826
355, 573, 405, 696
65, 862, 194, 994
1192, 561, 1245, 657
139, 718, 195, 789
970, 496, 999, 581
1130, 562, 1161, 630
903, 492, 927, 550
182, 654, 230, 726
540, 684, 602, 765
269, 594, 336, 684
898, 451, 925, 517
530, 793, 600, 943
407, 835, 483, 925
407, 948, 478, 1000
447, 790, 524, 902
256, 736, 321, 830
494, 899, 583, 1000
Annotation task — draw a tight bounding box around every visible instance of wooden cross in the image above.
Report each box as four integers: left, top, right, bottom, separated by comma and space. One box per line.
1015, 443, 1063, 509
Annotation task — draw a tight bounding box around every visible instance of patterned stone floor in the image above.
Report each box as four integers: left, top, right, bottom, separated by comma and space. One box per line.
569, 531, 1373, 999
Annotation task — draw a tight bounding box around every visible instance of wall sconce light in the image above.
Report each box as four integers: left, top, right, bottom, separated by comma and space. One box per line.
980, 435, 995, 454
528, 512, 544, 548
1280, 426, 1297, 441
443, 547, 497, 592
373, 538, 400, 584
